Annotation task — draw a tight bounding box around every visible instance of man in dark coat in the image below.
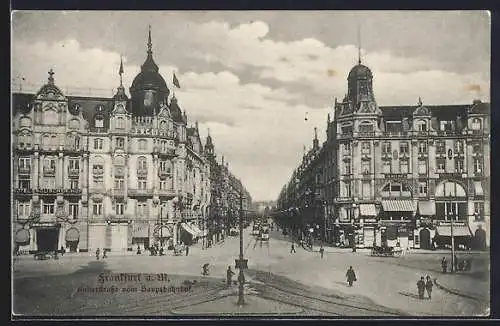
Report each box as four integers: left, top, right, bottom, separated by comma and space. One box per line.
346, 266, 357, 286
425, 275, 433, 299
319, 246, 325, 259
441, 257, 448, 273
226, 266, 235, 287
185, 245, 190, 256
417, 276, 426, 299
290, 243, 296, 254
95, 248, 100, 260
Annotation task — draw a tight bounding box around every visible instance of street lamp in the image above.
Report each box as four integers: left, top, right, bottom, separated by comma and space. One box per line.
449, 209, 455, 273
235, 191, 248, 307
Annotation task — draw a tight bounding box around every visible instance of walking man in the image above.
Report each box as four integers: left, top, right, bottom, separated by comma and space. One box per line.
417, 276, 426, 299
345, 266, 357, 287
290, 243, 296, 254
185, 245, 190, 256
425, 275, 433, 299
319, 246, 325, 259
226, 266, 235, 287
95, 248, 100, 260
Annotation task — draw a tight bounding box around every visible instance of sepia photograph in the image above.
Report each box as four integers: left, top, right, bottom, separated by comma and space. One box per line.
11, 10, 490, 318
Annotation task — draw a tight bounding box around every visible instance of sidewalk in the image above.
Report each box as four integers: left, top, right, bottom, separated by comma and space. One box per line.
434, 273, 490, 303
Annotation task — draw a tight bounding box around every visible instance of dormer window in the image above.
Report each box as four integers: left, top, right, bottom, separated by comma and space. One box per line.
471, 118, 482, 130
116, 117, 125, 129
440, 120, 454, 132
359, 122, 373, 133
416, 120, 427, 131
95, 115, 104, 128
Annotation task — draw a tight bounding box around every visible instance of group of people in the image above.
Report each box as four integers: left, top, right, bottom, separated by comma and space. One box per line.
441, 256, 473, 273
417, 275, 434, 299
95, 248, 107, 260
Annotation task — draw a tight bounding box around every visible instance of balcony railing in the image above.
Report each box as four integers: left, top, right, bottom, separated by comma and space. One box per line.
93, 167, 104, 175
18, 167, 31, 175
43, 168, 56, 176
68, 168, 80, 177
14, 188, 33, 195
128, 188, 154, 196
89, 127, 107, 133
113, 188, 125, 196
137, 168, 148, 177
63, 188, 82, 195
36, 188, 62, 195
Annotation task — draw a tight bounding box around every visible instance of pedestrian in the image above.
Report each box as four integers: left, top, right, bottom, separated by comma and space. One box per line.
60, 246, 65, 256
425, 275, 433, 299
441, 257, 448, 273
454, 254, 459, 272
417, 276, 426, 299
345, 266, 357, 287
185, 245, 190, 256
102, 248, 107, 259
96, 248, 100, 260
290, 243, 296, 254
226, 266, 235, 287
319, 246, 324, 259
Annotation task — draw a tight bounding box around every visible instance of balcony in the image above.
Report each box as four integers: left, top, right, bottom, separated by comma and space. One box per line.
357, 131, 376, 138
438, 172, 464, 179
128, 188, 154, 197
137, 168, 148, 177
113, 188, 125, 197
89, 127, 107, 134
37, 188, 62, 195
43, 168, 56, 176
158, 148, 177, 158
64, 145, 81, 153
18, 167, 31, 175
14, 188, 33, 195
93, 167, 104, 175
63, 188, 82, 196
68, 168, 80, 177
158, 188, 176, 198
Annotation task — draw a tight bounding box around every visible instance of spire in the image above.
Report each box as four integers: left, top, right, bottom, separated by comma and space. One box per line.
418, 97, 423, 106
357, 24, 362, 65
48, 68, 55, 85
195, 121, 199, 131
327, 113, 330, 123
147, 24, 152, 55
119, 55, 124, 87
208, 127, 211, 137
314, 127, 318, 140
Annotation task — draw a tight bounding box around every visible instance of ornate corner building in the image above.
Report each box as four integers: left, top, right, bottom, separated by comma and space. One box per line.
276, 60, 490, 250
12, 29, 250, 254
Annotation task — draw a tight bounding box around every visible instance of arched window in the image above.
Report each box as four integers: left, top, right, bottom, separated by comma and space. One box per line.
42, 135, 50, 149
435, 181, 466, 197
114, 155, 125, 166
50, 135, 58, 148
19, 117, 32, 128
43, 109, 58, 125
137, 156, 147, 170
160, 121, 166, 130
69, 119, 79, 129
138, 139, 147, 150
416, 119, 427, 131
471, 118, 482, 130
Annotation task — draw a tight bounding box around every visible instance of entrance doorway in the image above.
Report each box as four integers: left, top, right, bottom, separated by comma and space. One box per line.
419, 228, 431, 250
36, 228, 59, 251
66, 241, 78, 252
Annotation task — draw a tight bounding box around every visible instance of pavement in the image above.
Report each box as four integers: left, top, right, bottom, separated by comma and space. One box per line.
12, 226, 490, 317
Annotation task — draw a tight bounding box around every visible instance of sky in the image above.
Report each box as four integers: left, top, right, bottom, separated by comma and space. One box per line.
11, 11, 490, 201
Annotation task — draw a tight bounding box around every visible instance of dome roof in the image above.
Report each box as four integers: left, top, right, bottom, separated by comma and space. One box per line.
348, 63, 373, 80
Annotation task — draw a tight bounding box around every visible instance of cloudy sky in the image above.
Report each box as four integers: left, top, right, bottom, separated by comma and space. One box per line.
11, 11, 490, 201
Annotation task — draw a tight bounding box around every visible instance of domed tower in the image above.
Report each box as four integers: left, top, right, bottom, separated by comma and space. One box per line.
347, 59, 375, 110
130, 26, 170, 116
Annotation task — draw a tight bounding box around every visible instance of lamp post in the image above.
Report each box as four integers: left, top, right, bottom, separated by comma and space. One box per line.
449, 209, 455, 273
236, 191, 247, 306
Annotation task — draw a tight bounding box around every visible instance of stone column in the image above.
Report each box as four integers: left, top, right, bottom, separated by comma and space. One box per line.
39, 154, 44, 189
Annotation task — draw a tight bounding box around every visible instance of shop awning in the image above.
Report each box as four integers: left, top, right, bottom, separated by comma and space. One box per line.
359, 204, 377, 216
190, 224, 203, 237
181, 223, 198, 238
65, 227, 80, 242
418, 201, 436, 216
435, 225, 472, 237
474, 181, 484, 196
15, 229, 30, 244
382, 200, 416, 212
132, 223, 150, 238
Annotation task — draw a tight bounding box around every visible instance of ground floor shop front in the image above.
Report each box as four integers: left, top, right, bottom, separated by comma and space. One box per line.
13, 219, 207, 254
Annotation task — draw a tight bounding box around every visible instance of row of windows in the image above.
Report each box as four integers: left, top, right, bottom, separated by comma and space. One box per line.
342, 157, 482, 175
343, 140, 480, 154
93, 138, 174, 151
17, 202, 79, 218
340, 118, 484, 134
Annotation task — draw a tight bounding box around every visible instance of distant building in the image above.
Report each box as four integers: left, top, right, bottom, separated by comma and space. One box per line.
277, 59, 490, 250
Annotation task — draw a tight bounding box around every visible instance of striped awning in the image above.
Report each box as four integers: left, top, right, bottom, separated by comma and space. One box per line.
418, 201, 436, 216
359, 204, 377, 216
435, 225, 472, 237
181, 223, 198, 237
65, 227, 80, 242
133, 223, 150, 238
15, 229, 30, 244
382, 200, 416, 212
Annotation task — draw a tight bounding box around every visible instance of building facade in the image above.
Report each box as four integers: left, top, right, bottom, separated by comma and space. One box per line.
12, 29, 250, 254
276, 60, 490, 250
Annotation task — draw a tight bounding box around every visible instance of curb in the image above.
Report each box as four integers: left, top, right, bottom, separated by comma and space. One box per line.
433, 278, 485, 302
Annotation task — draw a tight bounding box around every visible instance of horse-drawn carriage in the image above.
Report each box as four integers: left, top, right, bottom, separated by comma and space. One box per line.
370, 245, 403, 257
